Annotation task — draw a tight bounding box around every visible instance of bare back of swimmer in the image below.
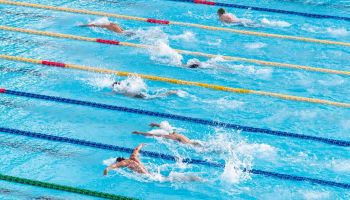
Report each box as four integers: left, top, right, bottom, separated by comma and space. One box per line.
103, 143, 205, 181
133, 123, 203, 146
79, 22, 124, 33
111, 81, 178, 99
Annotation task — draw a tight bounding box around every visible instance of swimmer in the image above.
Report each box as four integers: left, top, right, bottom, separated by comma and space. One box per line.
111, 81, 178, 99
217, 8, 256, 26
79, 22, 124, 33
79, 21, 135, 36
217, 8, 241, 23
180, 58, 201, 69
103, 143, 204, 181
132, 123, 203, 146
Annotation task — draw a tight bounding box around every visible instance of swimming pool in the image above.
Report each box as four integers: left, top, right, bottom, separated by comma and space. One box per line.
0, 0, 350, 199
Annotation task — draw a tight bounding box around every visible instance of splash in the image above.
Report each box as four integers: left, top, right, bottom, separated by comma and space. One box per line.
82, 74, 115, 90
150, 41, 183, 66
134, 26, 169, 45
260, 18, 291, 27
88, 17, 111, 25
113, 75, 148, 94
103, 157, 117, 166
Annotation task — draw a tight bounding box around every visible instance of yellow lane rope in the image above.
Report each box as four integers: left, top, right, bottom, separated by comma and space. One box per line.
1, 0, 350, 47
1, 54, 349, 108
1, 25, 349, 76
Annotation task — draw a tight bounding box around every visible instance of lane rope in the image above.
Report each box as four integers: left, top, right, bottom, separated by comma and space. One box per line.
0, 173, 137, 200
168, 0, 350, 21
1, 26, 350, 76
1, 54, 350, 108
1, 89, 349, 147
1, 0, 350, 47
0, 127, 349, 189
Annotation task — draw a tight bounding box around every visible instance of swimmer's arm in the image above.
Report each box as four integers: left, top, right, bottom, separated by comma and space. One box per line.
149, 123, 161, 128
132, 131, 166, 138
103, 162, 126, 175
79, 24, 109, 28
130, 143, 147, 160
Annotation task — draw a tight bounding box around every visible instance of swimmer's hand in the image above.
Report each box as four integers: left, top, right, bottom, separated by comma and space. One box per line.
149, 123, 160, 128
132, 131, 142, 135
103, 169, 108, 176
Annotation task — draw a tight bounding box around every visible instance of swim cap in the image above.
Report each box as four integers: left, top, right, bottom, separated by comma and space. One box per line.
218, 8, 226, 15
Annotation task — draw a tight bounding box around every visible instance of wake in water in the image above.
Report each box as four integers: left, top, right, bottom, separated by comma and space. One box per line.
81, 74, 182, 99
110, 76, 179, 99
302, 24, 349, 37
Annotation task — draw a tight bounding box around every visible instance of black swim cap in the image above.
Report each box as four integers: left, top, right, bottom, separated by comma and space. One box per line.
116, 157, 126, 162
189, 64, 200, 68
218, 8, 226, 15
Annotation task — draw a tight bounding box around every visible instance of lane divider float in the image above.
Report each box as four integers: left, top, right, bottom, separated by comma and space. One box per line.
1, 89, 350, 146
1, 0, 350, 47
168, 0, 350, 21
0, 173, 137, 200
1, 26, 349, 76
1, 55, 350, 108
0, 127, 349, 189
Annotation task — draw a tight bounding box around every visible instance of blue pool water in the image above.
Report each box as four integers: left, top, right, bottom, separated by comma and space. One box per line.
0, 0, 350, 199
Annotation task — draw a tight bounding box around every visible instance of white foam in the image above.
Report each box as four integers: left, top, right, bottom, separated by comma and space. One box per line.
134, 27, 169, 45
113, 76, 148, 94
329, 160, 350, 172
235, 143, 277, 159
326, 27, 349, 37
103, 157, 116, 166
170, 31, 196, 42
159, 121, 175, 133
260, 18, 291, 27
150, 41, 183, 66
301, 190, 330, 200
81, 74, 115, 90
148, 129, 170, 135
244, 42, 267, 49
88, 17, 111, 26
229, 64, 272, 80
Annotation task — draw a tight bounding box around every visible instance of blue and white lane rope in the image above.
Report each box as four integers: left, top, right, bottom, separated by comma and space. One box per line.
0, 127, 349, 189
0, 89, 349, 147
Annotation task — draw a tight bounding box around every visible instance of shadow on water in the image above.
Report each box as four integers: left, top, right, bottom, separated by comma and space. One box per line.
0, 65, 47, 78
0, 138, 76, 158
0, 187, 65, 200
0, 9, 53, 19
0, 36, 59, 49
